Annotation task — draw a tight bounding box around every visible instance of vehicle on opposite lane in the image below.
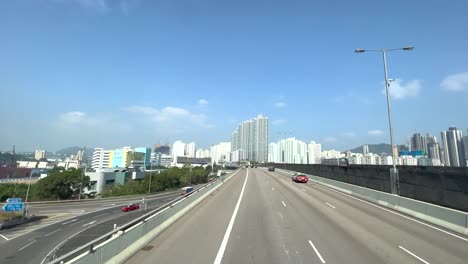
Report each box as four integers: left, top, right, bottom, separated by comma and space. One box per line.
121, 203, 140, 212
268, 166, 275, 171
292, 174, 308, 183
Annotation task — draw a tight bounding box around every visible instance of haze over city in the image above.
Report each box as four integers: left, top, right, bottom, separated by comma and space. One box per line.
1, 0, 467, 152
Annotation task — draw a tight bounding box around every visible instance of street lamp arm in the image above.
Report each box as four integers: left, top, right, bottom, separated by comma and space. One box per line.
355, 46, 414, 53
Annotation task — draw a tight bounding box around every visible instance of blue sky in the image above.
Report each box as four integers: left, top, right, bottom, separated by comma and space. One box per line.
1, 0, 467, 152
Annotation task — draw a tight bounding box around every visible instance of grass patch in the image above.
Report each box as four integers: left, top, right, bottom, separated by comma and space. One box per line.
0, 211, 22, 222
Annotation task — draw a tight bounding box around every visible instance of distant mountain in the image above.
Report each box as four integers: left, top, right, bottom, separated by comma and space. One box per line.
55, 146, 93, 157
347, 143, 394, 155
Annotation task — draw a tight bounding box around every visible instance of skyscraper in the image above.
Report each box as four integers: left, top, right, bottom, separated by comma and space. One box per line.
231, 114, 269, 163
171, 141, 186, 165
440, 127, 466, 167
363, 144, 369, 155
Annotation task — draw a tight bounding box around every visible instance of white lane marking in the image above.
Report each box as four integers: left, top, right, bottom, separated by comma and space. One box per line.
92, 213, 108, 218
214, 170, 249, 264
19, 240, 37, 251
62, 219, 77, 225
301, 188, 306, 192
398, 246, 430, 264
82, 220, 96, 227
281, 201, 287, 207
0, 234, 10, 241
44, 228, 62, 237
316, 184, 468, 242
325, 202, 336, 209
69, 219, 85, 226
272, 187, 275, 191
308, 240, 326, 263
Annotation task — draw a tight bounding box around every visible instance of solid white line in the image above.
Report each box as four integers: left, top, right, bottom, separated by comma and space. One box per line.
308, 240, 326, 263
399, 246, 430, 264
62, 219, 77, 225
213, 169, 249, 264
82, 220, 96, 227
19, 240, 37, 251
272, 187, 275, 191
0, 234, 10, 241
281, 201, 287, 207
315, 183, 468, 242
325, 202, 336, 209
44, 229, 62, 237
301, 188, 306, 191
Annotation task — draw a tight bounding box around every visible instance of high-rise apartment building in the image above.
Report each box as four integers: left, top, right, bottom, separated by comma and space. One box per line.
231, 114, 269, 162
440, 127, 466, 167
171, 141, 186, 165
185, 142, 196, 158
363, 144, 369, 155
210, 142, 231, 163
34, 150, 46, 161
308, 141, 322, 164
196, 149, 210, 158
92, 148, 110, 170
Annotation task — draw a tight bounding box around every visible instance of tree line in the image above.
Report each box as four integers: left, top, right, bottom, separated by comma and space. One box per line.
0, 165, 219, 201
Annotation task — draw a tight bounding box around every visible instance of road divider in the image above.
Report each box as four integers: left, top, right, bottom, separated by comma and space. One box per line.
48, 169, 242, 264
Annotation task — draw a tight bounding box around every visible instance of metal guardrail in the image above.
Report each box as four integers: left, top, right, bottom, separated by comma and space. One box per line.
47, 172, 235, 264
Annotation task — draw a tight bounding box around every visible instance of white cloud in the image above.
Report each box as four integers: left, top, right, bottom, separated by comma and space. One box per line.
59, 111, 87, 124
274, 102, 287, 108
73, 0, 109, 11
125, 106, 215, 128
368, 130, 384, 136
441, 72, 468, 92
272, 119, 287, 126
382, 79, 421, 99
198, 99, 209, 105
324, 137, 337, 143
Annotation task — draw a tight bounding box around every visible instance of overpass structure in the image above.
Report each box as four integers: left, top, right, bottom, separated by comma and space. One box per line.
2, 167, 467, 264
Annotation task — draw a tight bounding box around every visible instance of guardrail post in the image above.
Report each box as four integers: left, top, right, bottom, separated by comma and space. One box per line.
89, 244, 95, 254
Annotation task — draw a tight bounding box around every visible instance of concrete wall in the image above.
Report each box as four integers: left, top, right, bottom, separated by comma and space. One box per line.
275, 164, 468, 212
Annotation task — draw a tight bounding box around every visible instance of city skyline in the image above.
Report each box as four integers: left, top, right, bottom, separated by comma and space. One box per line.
1, 1, 468, 152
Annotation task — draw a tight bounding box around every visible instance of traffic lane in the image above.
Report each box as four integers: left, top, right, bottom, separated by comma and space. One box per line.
27, 188, 191, 214
266, 169, 468, 264
221, 168, 318, 263
51, 191, 183, 263
126, 169, 247, 264
259, 168, 413, 264
0, 192, 182, 264
1, 191, 183, 241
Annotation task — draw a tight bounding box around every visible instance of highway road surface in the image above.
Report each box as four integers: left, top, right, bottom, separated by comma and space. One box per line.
127, 168, 468, 264
0, 190, 184, 264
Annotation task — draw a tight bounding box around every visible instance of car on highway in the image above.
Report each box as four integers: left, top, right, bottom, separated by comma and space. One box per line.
268, 166, 275, 171
292, 174, 308, 183
121, 203, 140, 212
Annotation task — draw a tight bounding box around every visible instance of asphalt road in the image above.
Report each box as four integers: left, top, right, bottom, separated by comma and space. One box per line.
127, 168, 468, 264
0, 190, 185, 264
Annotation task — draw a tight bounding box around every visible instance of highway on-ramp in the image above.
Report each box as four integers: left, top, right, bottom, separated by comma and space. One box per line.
0, 190, 184, 264
127, 168, 468, 264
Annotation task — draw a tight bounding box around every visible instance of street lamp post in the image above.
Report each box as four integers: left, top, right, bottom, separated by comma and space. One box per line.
355, 46, 414, 195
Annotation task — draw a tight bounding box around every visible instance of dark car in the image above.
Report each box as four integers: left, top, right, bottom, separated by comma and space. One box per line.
268, 166, 275, 171
292, 174, 308, 183
121, 203, 140, 212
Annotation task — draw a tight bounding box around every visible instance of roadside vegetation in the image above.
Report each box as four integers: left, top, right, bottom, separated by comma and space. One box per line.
0, 165, 221, 201
101, 166, 217, 197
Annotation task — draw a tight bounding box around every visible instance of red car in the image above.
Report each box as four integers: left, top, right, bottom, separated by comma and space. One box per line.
292, 174, 308, 183
121, 203, 140, 212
